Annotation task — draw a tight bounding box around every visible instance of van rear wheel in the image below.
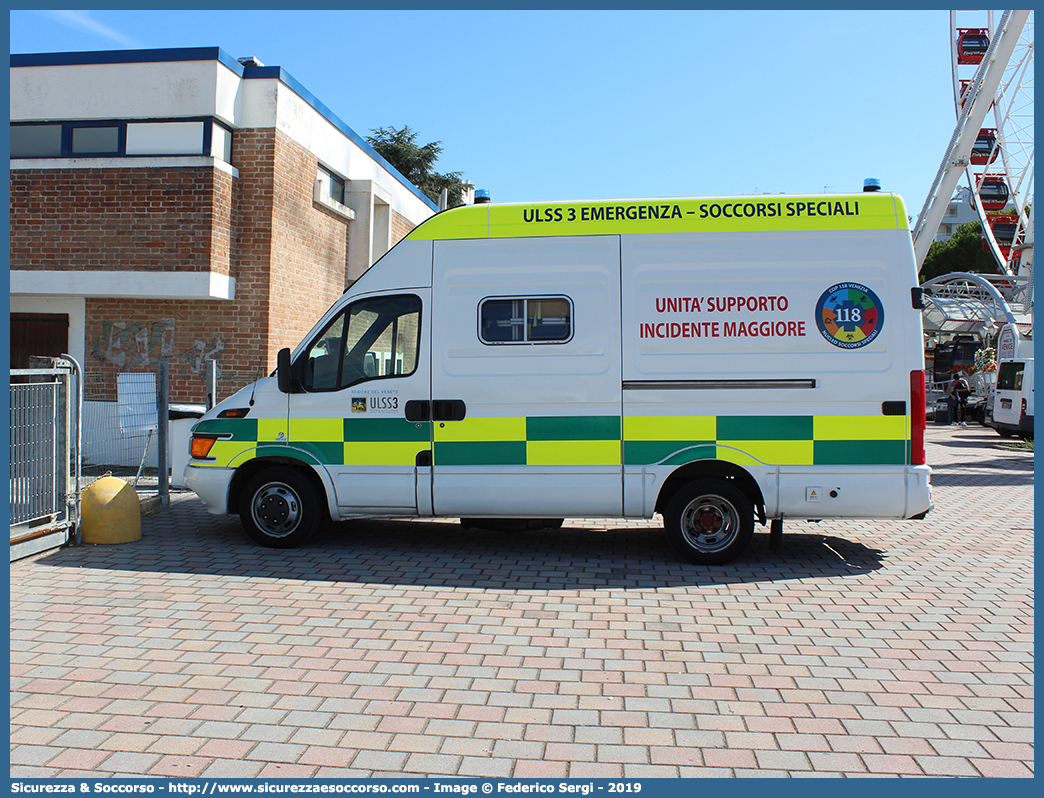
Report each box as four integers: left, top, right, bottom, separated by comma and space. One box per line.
240, 467, 321, 548
664, 479, 754, 565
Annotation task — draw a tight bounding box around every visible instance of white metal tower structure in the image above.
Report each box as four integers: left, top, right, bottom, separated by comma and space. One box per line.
953, 11, 1033, 318
912, 10, 1031, 275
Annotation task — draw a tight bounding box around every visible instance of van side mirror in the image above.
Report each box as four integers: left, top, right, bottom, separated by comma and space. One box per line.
277, 348, 293, 393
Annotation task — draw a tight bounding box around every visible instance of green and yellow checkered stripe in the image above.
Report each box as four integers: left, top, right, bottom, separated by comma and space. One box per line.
190, 417, 430, 468
434, 416, 622, 466
625, 414, 909, 466
191, 413, 910, 469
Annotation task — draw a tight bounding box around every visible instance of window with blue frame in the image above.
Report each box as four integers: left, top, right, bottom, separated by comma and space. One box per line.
10, 119, 232, 160
319, 165, 346, 205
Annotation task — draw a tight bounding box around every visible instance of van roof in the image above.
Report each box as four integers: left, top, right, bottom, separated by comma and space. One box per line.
407, 192, 908, 241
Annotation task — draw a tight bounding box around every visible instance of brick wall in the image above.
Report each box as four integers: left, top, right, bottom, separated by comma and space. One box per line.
391, 209, 414, 247
15, 131, 418, 405
76, 129, 357, 403
265, 130, 350, 358
83, 296, 266, 403
10, 165, 233, 274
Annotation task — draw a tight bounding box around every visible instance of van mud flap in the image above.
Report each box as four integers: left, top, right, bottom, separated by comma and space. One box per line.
769, 517, 784, 553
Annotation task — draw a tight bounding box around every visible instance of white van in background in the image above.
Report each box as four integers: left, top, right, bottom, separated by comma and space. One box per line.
993, 359, 1034, 439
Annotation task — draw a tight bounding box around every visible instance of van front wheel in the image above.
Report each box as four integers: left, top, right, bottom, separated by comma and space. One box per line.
664, 479, 754, 565
240, 467, 321, 548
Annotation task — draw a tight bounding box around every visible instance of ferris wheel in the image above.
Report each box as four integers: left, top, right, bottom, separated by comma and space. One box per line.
951, 10, 1033, 284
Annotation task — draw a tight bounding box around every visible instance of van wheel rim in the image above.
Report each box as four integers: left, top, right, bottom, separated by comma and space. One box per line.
679, 495, 739, 553
251, 482, 301, 538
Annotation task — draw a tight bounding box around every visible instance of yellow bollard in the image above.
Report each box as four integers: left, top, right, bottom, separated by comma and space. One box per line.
80, 476, 142, 545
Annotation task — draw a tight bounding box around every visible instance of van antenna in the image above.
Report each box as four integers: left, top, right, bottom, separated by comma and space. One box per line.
248, 362, 261, 406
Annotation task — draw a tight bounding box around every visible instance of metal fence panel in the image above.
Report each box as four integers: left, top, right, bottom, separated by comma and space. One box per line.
10, 358, 171, 560
84, 370, 160, 491
10, 381, 62, 528
10, 365, 78, 558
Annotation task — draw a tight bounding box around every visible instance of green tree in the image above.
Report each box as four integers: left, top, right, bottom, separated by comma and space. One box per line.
366, 125, 469, 207
920, 221, 1001, 282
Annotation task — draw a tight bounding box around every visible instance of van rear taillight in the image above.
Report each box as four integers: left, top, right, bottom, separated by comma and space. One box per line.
911, 370, 926, 465
1021, 398, 1027, 419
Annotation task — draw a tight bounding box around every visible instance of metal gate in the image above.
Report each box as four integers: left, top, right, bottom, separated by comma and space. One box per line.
10, 358, 81, 561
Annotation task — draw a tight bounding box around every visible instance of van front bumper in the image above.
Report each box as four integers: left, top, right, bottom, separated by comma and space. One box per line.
183, 465, 235, 516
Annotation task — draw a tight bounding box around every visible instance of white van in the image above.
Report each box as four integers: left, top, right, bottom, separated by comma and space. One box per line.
993, 359, 1034, 439
185, 192, 933, 564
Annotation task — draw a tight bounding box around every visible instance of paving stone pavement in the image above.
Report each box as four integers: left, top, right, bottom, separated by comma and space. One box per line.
10, 425, 1033, 778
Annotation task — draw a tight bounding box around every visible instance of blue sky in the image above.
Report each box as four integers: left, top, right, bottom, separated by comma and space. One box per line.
9, 8, 995, 214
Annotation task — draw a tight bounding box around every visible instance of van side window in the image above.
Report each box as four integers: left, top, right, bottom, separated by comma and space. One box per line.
479, 297, 572, 344
303, 294, 421, 391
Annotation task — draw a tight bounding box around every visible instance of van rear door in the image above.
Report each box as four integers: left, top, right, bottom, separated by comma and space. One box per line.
994, 359, 1031, 430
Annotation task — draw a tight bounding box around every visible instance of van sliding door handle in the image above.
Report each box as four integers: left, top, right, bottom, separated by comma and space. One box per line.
404, 400, 430, 422
404, 400, 466, 422
432, 400, 467, 421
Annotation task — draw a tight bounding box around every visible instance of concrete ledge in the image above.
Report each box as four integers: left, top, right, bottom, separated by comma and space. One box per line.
139, 495, 165, 514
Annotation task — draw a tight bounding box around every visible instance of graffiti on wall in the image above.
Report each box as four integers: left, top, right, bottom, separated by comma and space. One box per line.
92, 318, 225, 383
93, 318, 176, 369
183, 338, 225, 379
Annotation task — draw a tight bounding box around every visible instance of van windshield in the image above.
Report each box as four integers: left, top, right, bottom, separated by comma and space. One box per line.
303, 294, 421, 391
